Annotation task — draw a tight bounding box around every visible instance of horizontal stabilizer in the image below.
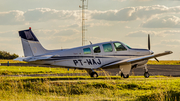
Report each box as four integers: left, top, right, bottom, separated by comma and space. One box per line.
14, 57, 30, 61
14, 55, 53, 62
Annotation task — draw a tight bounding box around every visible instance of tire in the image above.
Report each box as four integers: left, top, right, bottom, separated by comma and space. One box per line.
121, 73, 129, 78
144, 72, 150, 78
90, 72, 98, 78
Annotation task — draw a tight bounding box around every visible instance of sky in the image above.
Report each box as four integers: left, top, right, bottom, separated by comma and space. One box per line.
0, 0, 180, 60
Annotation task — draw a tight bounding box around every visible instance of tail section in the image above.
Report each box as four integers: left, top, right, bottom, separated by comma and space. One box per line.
19, 28, 48, 57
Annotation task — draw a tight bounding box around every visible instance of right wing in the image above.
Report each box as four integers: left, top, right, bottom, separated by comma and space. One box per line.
101, 51, 173, 68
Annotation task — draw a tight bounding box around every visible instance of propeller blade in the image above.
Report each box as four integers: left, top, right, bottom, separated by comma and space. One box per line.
148, 34, 150, 50
154, 57, 159, 62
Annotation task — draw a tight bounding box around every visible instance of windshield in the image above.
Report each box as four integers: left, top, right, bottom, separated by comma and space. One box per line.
122, 42, 132, 49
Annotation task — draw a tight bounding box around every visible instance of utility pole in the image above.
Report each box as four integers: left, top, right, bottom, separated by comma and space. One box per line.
79, 0, 88, 46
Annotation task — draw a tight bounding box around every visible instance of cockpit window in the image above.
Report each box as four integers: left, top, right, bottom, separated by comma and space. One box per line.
103, 43, 113, 52
113, 42, 127, 51
83, 48, 91, 54
93, 46, 101, 53
121, 42, 132, 49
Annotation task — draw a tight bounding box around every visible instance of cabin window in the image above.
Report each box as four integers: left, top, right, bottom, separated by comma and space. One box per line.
83, 48, 91, 54
103, 43, 113, 52
93, 46, 101, 53
114, 42, 127, 51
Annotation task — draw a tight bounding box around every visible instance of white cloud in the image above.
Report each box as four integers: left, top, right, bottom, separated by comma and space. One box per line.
24, 8, 80, 22
34, 29, 80, 42
161, 40, 180, 45
91, 5, 180, 21
125, 26, 131, 28
142, 15, 180, 28
0, 10, 24, 25
126, 30, 180, 37
160, 40, 180, 47
1, 5, 180, 25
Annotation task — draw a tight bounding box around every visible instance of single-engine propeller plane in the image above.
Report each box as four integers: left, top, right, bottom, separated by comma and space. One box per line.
15, 27, 173, 78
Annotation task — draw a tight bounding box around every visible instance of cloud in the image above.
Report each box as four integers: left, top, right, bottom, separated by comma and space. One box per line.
0, 8, 80, 25
34, 29, 80, 42
0, 10, 24, 25
126, 30, 180, 37
161, 40, 180, 45
24, 8, 80, 22
141, 15, 180, 28
1, 5, 180, 25
160, 39, 180, 47
91, 5, 180, 21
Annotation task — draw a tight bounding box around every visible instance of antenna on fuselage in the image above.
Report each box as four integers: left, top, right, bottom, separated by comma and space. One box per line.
79, 0, 88, 46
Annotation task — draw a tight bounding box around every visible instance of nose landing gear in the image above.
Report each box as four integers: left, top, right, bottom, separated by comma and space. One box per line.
144, 64, 150, 78
144, 72, 149, 78
91, 72, 98, 78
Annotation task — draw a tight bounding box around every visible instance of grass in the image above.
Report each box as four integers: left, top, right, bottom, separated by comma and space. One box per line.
0, 66, 87, 75
147, 60, 180, 65
0, 76, 180, 100
0, 59, 26, 63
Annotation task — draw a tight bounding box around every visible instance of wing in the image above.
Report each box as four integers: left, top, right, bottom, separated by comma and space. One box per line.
101, 51, 173, 68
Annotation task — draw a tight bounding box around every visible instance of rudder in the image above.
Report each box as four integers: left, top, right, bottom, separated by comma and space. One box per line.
19, 28, 48, 57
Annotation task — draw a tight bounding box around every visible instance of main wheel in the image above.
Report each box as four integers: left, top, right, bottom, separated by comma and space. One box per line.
121, 73, 129, 78
90, 72, 98, 78
144, 72, 150, 78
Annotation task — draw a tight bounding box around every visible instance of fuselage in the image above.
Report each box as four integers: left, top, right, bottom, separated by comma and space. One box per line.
31, 41, 151, 69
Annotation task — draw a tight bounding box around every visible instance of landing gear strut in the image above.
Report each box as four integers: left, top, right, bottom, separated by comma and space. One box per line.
144, 64, 150, 78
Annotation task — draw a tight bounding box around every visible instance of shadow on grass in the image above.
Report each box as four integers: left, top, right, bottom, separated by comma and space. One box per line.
135, 90, 180, 101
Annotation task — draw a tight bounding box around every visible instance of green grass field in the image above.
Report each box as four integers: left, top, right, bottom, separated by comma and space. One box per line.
148, 60, 180, 65
0, 59, 180, 100
0, 76, 180, 101
0, 66, 86, 75
0, 59, 26, 63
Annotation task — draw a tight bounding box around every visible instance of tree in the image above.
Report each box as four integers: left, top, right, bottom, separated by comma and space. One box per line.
0, 51, 19, 59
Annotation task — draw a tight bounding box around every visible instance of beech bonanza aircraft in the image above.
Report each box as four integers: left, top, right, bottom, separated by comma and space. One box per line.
15, 27, 172, 78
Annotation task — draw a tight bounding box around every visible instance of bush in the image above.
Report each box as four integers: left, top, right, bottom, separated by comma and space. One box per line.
0, 51, 18, 59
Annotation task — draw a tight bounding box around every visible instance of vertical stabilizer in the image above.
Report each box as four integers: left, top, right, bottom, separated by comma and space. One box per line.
19, 28, 48, 57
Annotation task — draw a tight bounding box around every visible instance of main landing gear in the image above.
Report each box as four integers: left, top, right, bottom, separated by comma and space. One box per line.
86, 69, 98, 78
121, 73, 129, 78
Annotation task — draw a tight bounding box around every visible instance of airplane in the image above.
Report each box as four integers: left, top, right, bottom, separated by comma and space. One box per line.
14, 27, 173, 78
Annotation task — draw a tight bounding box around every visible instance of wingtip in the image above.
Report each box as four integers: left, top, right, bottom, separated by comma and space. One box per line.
165, 51, 173, 54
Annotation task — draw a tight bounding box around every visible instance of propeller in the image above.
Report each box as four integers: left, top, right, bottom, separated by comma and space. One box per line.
148, 34, 159, 62
148, 34, 150, 50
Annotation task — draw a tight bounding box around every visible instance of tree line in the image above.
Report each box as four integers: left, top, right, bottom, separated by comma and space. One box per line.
0, 51, 19, 59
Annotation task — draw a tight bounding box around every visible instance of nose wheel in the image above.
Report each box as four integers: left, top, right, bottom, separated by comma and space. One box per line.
144, 72, 150, 78
90, 72, 98, 78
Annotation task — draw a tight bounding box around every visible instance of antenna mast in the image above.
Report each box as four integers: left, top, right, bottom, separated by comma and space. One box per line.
79, 0, 88, 46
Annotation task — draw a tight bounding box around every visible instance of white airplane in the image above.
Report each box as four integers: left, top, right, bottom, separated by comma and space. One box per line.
15, 27, 172, 78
